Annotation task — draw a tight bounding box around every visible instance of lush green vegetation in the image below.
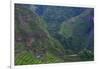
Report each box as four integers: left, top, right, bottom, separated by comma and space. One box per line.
79, 49, 94, 61
15, 4, 94, 65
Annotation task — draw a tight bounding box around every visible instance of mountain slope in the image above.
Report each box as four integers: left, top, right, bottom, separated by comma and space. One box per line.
15, 4, 94, 64
15, 4, 65, 65
43, 6, 86, 34
59, 9, 94, 52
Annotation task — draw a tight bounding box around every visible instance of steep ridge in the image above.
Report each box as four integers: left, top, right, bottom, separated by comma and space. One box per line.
15, 4, 94, 65
15, 4, 65, 65
60, 9, 94, 53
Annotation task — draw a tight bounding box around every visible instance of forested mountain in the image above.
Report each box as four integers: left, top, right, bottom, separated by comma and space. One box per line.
15, 4, 65, 65
15, 4, 94, 65
60, 9, 94, 52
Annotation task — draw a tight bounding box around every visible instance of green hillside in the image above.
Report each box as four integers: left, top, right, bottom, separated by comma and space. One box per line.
15, 4, 94, 65
15, 4, 65, 65
59, 9, 94, 59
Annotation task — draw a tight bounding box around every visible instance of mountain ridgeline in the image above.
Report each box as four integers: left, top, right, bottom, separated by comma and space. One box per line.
15, 4, 94, 65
